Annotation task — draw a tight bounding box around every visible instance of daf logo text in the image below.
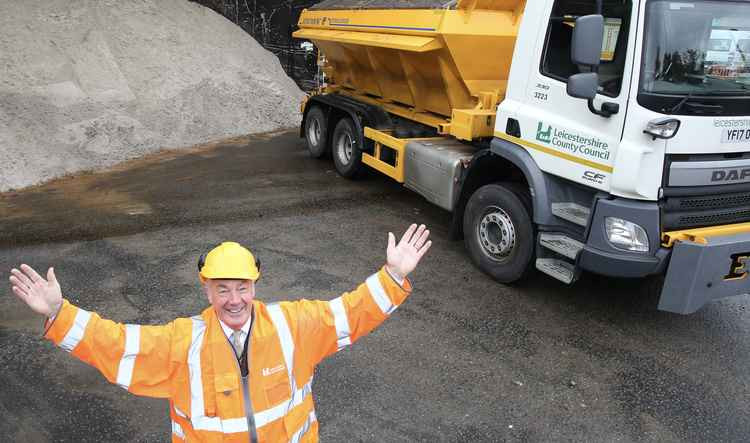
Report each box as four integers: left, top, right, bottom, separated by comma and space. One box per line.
711, 168, 750, 182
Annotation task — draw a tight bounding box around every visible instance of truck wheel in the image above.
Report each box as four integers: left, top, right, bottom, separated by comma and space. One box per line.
463, 183, 535, 283
305, 106, 329, 158
332, 117, 363, 178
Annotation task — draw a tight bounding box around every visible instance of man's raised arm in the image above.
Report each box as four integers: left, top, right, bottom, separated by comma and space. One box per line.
278, 223, 432, 366
9, 264, 180, 399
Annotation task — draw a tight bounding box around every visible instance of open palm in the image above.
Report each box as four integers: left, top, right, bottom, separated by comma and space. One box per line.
9, 264, 63, 317
386, 224, 432, 280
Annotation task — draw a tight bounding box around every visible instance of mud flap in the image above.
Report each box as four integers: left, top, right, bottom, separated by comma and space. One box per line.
659, 232, 750, 314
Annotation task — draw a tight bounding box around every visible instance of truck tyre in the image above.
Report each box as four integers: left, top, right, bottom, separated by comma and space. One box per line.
305, 106, 329, 158
463, 183, 535, 283
332, 117, 363, 178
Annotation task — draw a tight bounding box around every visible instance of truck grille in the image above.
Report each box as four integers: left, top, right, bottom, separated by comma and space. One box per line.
661, 191, 750, 230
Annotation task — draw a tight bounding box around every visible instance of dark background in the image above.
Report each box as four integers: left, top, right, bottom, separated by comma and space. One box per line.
192, 0, 320, 91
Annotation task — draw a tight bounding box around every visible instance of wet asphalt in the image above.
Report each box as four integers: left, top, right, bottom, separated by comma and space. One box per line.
1, 130, 749, 442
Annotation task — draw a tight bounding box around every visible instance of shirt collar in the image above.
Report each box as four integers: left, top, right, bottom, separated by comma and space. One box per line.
218, 311, 253, 341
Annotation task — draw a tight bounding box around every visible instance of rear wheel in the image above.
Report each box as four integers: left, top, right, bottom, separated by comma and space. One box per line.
463, 183, 535, 283
305, 106, 329, 158
331, 117, 364, 178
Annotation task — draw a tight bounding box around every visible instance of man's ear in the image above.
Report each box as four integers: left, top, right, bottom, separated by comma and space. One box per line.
202, 281, 212, 302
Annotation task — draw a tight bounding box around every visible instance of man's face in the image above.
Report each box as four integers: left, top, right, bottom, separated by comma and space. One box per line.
204, 279, 255, 330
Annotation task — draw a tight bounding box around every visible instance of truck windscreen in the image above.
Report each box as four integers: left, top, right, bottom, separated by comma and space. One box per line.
639, 0, 750, 116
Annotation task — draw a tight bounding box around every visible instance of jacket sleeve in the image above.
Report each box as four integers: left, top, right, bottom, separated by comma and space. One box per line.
44, 299, 179, 398
280, 266, 412, 367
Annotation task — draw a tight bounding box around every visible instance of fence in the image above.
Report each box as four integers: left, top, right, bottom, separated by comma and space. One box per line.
192, 0, 320, 91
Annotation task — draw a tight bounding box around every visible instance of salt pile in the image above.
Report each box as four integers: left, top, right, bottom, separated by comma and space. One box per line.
0, 0, 304, 191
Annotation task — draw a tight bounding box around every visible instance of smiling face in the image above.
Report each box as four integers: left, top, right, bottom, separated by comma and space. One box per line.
204, 278, 255, 330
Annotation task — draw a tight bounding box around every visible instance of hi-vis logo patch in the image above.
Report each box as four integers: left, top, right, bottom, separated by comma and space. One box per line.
262, 364, 285, 377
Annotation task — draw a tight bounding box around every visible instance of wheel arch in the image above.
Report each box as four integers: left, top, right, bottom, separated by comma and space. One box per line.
449, 137, 552, 239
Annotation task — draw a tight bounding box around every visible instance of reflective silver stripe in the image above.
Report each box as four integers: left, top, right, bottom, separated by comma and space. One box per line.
185, 317, 249, 434
266, 304, 296, 391
255, 305, 317, 431
174, 406, 187, 418
329, 297, 351, 349
216, 418, 248, 433
254, 378, 313, 428
187, 317, 208, 425
289, 410, 317, 443
116, 324, 140, 390
187, 318, 223, 432
172, 420, 185, 439
186, 318, 221, 432
366, 273, 396, 315
59, 308, 92, 352
192, 417, 248, 434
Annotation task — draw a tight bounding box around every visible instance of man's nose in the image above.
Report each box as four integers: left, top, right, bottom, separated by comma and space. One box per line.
228, 289, 242, 304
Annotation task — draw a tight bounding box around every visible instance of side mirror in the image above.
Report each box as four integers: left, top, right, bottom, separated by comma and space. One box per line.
567, 14, 618, 118
571, 15, 604, 66
567, 72, 599, 100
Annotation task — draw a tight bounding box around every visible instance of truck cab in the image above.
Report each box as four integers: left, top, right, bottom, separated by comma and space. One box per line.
296, 0, 750, 313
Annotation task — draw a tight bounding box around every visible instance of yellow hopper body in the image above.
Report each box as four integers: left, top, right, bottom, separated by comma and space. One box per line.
294, 0, 526, 141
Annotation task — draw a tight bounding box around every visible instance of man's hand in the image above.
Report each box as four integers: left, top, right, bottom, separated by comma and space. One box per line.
386, 224, 432, 281
9, 264, 63, 318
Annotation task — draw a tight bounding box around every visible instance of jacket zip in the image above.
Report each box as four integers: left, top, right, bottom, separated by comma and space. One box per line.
241, 374, 258, 443
227, 311, 258, 443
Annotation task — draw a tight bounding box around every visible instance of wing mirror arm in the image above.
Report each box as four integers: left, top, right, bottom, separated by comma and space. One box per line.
588, 99, 619, 118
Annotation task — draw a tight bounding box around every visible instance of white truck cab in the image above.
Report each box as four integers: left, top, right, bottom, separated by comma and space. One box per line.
297, 0, 750, 313
497, 0, 750, 313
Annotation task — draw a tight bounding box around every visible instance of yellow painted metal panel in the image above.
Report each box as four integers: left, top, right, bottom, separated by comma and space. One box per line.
362, 153, 403, 182
662, 222, 750, 248
297, 10, 444, 36
452, 109, 495, 140
458, 0, 524, 12
293, 29, 442, 52
314, 41, 382, 95
363, 127, 408, 182
296, 3, 527, 140
440, 10, 522, 98
365, 47, 414, 107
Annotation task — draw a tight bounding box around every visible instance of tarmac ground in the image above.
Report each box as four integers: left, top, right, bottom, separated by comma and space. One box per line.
1, 130, 749, 442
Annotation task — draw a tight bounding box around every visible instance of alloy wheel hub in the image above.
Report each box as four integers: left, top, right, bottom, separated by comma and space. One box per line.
308, 119, 321, 145
478, 207, 516, 258
337, 133, 353, 164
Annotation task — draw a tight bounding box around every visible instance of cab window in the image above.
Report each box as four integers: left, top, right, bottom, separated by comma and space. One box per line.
540, 0, 633, 97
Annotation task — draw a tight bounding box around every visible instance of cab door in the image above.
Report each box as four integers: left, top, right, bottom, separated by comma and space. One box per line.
511, 0, 636, 192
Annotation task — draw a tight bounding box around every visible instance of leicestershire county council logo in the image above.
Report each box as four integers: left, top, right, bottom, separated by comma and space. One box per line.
536, 122, 552, 144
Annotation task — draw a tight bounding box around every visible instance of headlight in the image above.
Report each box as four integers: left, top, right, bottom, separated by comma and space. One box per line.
644, 117, 681, 140
605, 217, 649, 252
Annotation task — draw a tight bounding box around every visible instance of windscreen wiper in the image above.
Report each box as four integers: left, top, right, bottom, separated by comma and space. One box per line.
685, 102, 724, 114
667, 92, 693, 114
666, 92, 724, 115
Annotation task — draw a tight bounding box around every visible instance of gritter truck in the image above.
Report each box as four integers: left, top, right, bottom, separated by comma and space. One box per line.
293, 0, 750, 314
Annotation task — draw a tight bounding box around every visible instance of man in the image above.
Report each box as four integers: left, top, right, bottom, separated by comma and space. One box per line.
9, 224, 431, 442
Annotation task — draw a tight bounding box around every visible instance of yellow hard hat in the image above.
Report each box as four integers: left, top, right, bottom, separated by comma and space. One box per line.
198, 242, 260, 282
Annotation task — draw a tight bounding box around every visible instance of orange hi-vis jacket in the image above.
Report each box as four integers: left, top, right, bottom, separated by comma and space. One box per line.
44, 267, 411, 442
